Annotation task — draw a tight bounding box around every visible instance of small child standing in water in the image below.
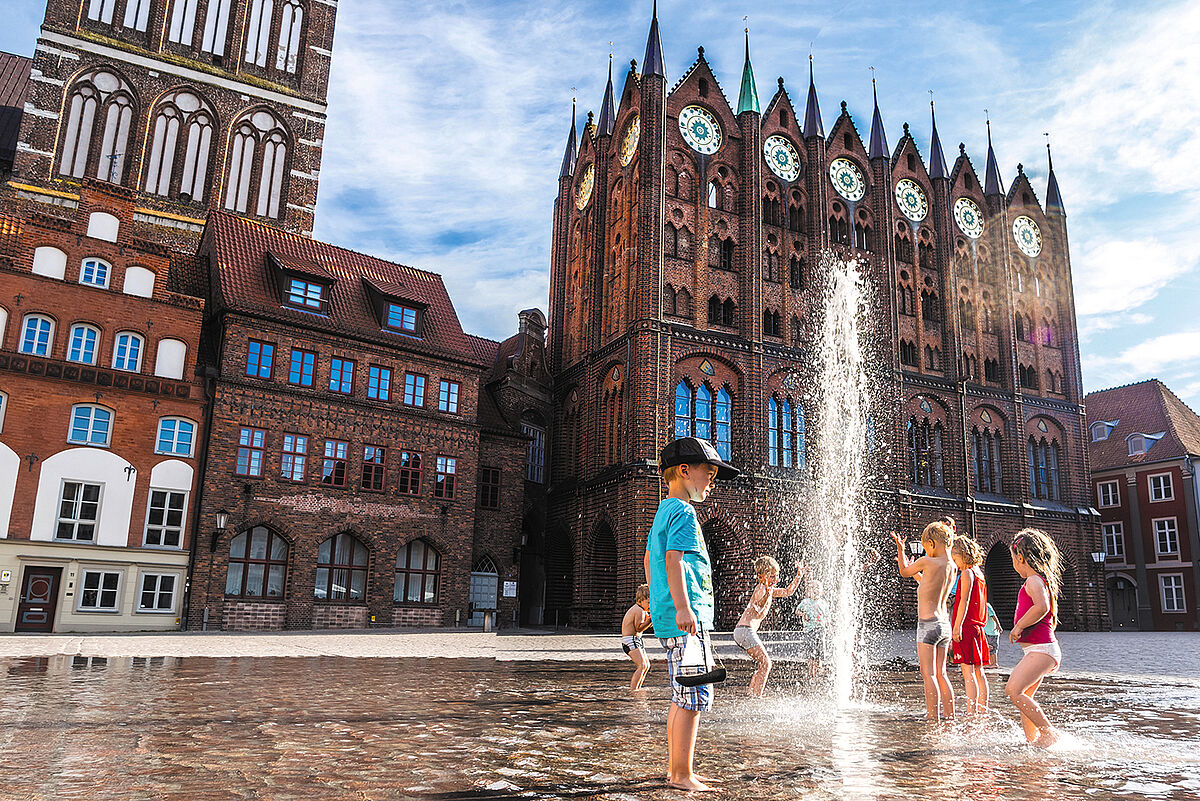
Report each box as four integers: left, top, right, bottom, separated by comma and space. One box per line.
1006, 528, 1063, 747
797, 578, 829, 680
620, 584, 653, 690
732, 557, 805, 697
891, 521, 956, 722
950, 536, 990, 716
985, 603, 1002, 668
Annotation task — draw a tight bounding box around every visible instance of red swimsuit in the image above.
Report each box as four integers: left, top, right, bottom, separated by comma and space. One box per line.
951, 568, 990, 666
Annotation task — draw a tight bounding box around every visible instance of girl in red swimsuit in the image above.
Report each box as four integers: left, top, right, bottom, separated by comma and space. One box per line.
950, 536, 990, 717
1006, 528, 1063, 748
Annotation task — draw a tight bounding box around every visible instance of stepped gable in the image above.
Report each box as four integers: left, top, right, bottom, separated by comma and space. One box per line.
205, 210, 477, 364
1086, 379, 1200, 468
0, 52, 31, 170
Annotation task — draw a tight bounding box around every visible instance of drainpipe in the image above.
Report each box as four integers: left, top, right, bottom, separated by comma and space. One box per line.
1125, 472, 1154, 630
182, 365, 217, 632
1187, 457, 1200, 631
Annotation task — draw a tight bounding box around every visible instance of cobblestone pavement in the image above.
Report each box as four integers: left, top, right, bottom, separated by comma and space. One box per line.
1, 628, 1197, 677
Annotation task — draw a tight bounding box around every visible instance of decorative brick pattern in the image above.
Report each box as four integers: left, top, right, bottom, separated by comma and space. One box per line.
392, 607, 443, 628
312, 604, 368, 630
222, 602, 287, 631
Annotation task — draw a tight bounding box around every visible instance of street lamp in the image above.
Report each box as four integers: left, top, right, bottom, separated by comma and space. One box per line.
1090, 551, 1107, 565
909, 542, 924, 556
210, 510, 230, 552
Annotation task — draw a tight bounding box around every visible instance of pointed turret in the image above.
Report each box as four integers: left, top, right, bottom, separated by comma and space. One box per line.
597, 55, 616, 136
642, 0, 665, 78
928, 100, 948, 179
736, 30, 760, 115
868, 77, 888, 160
984, 118, 1003, 196
1045, 141, 1064, 215
558, 99, 577, 179
803, 55, 823, 138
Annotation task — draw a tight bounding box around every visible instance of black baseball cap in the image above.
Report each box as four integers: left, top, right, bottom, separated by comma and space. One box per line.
659, 437, 740, 480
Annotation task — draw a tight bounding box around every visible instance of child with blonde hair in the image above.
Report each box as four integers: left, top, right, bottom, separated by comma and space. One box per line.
732, 556, 805, 697
620, 584, 654, 690
950, 536, 990, 716
1006, 528, 1063, 747
891, 520, 956, 722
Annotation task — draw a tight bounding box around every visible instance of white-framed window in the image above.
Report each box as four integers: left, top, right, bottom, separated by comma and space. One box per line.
68, 404, 113, 446
1160, 574, 1186, 613
168, 0, 200, 44
156, 417, 196, 456
1148, 472, 1174, 502
80, 258, 111, 288
137, 573, 178, 612
144, 489, 187, 548
67, 323, 100, 364
1154, 517, 1179, 556
113, 331, 144, 371
1102, 522, 1124, 560
523, 423, 545, 483
1090, 420, 1116, 442
78, 570, 121, 611
281, 433, 307, 481
276, 0, 303, 73
122, 0, 151, 31
86, 0, 116, 24
1097, 480, 1120, 508
201, 0, 233, 55
285, 278, 324, 310
56, 481, 102, 541
20, 314, 54, 356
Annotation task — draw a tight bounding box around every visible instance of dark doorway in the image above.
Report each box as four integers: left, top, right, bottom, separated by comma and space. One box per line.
16, 567, 62, 632
984, 542, 1020, 627
1107, 575, 1138, 630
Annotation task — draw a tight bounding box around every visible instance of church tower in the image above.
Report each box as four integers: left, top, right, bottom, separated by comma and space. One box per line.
6, 0, 336, 246
547, 6, 1104, 630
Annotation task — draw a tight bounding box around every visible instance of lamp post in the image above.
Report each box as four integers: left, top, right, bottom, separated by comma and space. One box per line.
210, 510, 229, 552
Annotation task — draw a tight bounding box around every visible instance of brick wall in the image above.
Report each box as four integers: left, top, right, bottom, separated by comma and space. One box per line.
222, 601, 287, 631
312, 603, 368, 630
392, 606, 442, 627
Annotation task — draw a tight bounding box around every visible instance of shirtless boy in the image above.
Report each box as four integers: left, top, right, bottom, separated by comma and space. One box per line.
891, 521, 957, 722
621, 584, 654, 690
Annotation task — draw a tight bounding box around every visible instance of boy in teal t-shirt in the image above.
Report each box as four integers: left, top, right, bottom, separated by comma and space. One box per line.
643, 437, 739, 793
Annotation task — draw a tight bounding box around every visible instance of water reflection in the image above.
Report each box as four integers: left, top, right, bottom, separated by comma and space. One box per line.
0, 656, 1196, 800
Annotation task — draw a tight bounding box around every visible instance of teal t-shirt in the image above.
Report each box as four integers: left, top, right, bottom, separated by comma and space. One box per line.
797, 597, 828, 633
984, 603, 1000, 637
646, 497, 714, 638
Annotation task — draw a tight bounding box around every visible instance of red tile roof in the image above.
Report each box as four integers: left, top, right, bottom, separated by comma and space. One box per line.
1085, 379, 1200, 470
204, 211, 485, 366
0, 52, 32, 169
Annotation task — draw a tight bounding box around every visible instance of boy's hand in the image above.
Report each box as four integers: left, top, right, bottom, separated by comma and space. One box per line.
676, 608, 698, 636
889, 531, 903, 550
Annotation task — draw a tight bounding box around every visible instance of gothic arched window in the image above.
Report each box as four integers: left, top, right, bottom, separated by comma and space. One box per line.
663, 284, 677, 316
145, 89, 216, 202
1027, 436, 1062, 501
674, 381, 732, 460
59, 70, 137, 184
224, 109, 289, 218
908, 418, 945, 488
245, 0, 275, 67
168, 0, 200, 45
202, 0, 234, 55
676, 287, 692, 317
708, 180, 720, 209
971, 426, 1003, 494
315, 532, 369, 601
276, 0, 304, 73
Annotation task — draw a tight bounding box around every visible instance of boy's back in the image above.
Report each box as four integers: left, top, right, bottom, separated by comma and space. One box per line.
622, 603, 650, 637
917, 551, 955, 619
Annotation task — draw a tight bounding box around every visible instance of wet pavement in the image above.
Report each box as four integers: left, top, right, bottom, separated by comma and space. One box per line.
2, 646, 1199, 800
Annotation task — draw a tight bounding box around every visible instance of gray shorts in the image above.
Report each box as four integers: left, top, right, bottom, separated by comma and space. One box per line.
732, 625, 764, 652
799, 629, 825, 661
917, 615, 951, 648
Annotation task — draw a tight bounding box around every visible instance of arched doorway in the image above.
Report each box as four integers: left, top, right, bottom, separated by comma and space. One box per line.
1107, 574, 1138, 630
544, 527, 574, 627
468, 555, 499, 627
701, 519, 733, 629
984, 541, 1020, 626
586, 522, 618, 627
519, 513, 546, 626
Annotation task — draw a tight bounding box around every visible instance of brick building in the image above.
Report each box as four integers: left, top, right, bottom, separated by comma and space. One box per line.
185, 211, 542, 631
3, 0, 336, 246
0, 179, 205, 632
546, 10, 1105, 629
1086, 380, 1200, 631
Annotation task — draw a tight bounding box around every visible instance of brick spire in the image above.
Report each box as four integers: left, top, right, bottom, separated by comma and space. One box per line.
559, 98, 577, 179
597, 55, 616, 136
642, 0, 665, 78
736, 29, 760, 115
868, 75, 888, 160
928, 98, 948, 179
984, 117, 1004, 196
803, 55, 823, 138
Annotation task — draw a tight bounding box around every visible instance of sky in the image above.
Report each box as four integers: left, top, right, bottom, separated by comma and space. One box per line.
3, 0, 1199, 404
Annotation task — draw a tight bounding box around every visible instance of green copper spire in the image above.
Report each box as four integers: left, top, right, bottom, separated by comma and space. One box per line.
736, 29, 760, 115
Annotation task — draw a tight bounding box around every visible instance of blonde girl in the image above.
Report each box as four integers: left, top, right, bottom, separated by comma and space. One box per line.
1006, 528, 1063, 747
949, 536, 989, 716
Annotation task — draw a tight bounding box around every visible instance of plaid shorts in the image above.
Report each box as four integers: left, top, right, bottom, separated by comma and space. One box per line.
662, 627, 714, 712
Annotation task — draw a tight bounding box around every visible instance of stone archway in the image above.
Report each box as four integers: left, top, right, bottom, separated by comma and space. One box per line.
583, 522, 619, 627
984, 541, 1020, 626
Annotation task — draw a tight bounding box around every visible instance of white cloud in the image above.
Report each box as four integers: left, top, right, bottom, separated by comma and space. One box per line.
1072, 238, 1196, 318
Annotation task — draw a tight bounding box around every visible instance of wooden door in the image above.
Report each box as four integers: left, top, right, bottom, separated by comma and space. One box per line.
16, 567, 62, 632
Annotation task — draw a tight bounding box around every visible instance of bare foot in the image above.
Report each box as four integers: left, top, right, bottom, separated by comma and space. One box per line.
667, 775, 719, 792
666, 773, 722, 783
1033, 728, 1060, 749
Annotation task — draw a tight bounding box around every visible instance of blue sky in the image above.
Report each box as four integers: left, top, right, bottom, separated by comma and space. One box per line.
4, 1, 1199, 403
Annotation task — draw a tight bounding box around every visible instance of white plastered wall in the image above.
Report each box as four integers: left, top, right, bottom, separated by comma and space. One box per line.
0, 441, 18, 539
30, 448, 135, 546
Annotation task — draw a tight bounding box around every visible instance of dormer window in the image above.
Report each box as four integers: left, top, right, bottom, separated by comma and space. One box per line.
1127, 431, 1165, 457
286, 277, 325, 311
1090, 420, 1118, 442
387, 303, 419, 334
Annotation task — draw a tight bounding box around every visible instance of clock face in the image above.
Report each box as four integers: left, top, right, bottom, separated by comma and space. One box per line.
894, 178, 928, 222
1012, 215, 1042, 257
953, 197, 984, 239
575, 163, 594, 210
619, 115, 640, 167
679, 105, 722, 155
829, 158, 866, 202
763, 135, 801, 182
